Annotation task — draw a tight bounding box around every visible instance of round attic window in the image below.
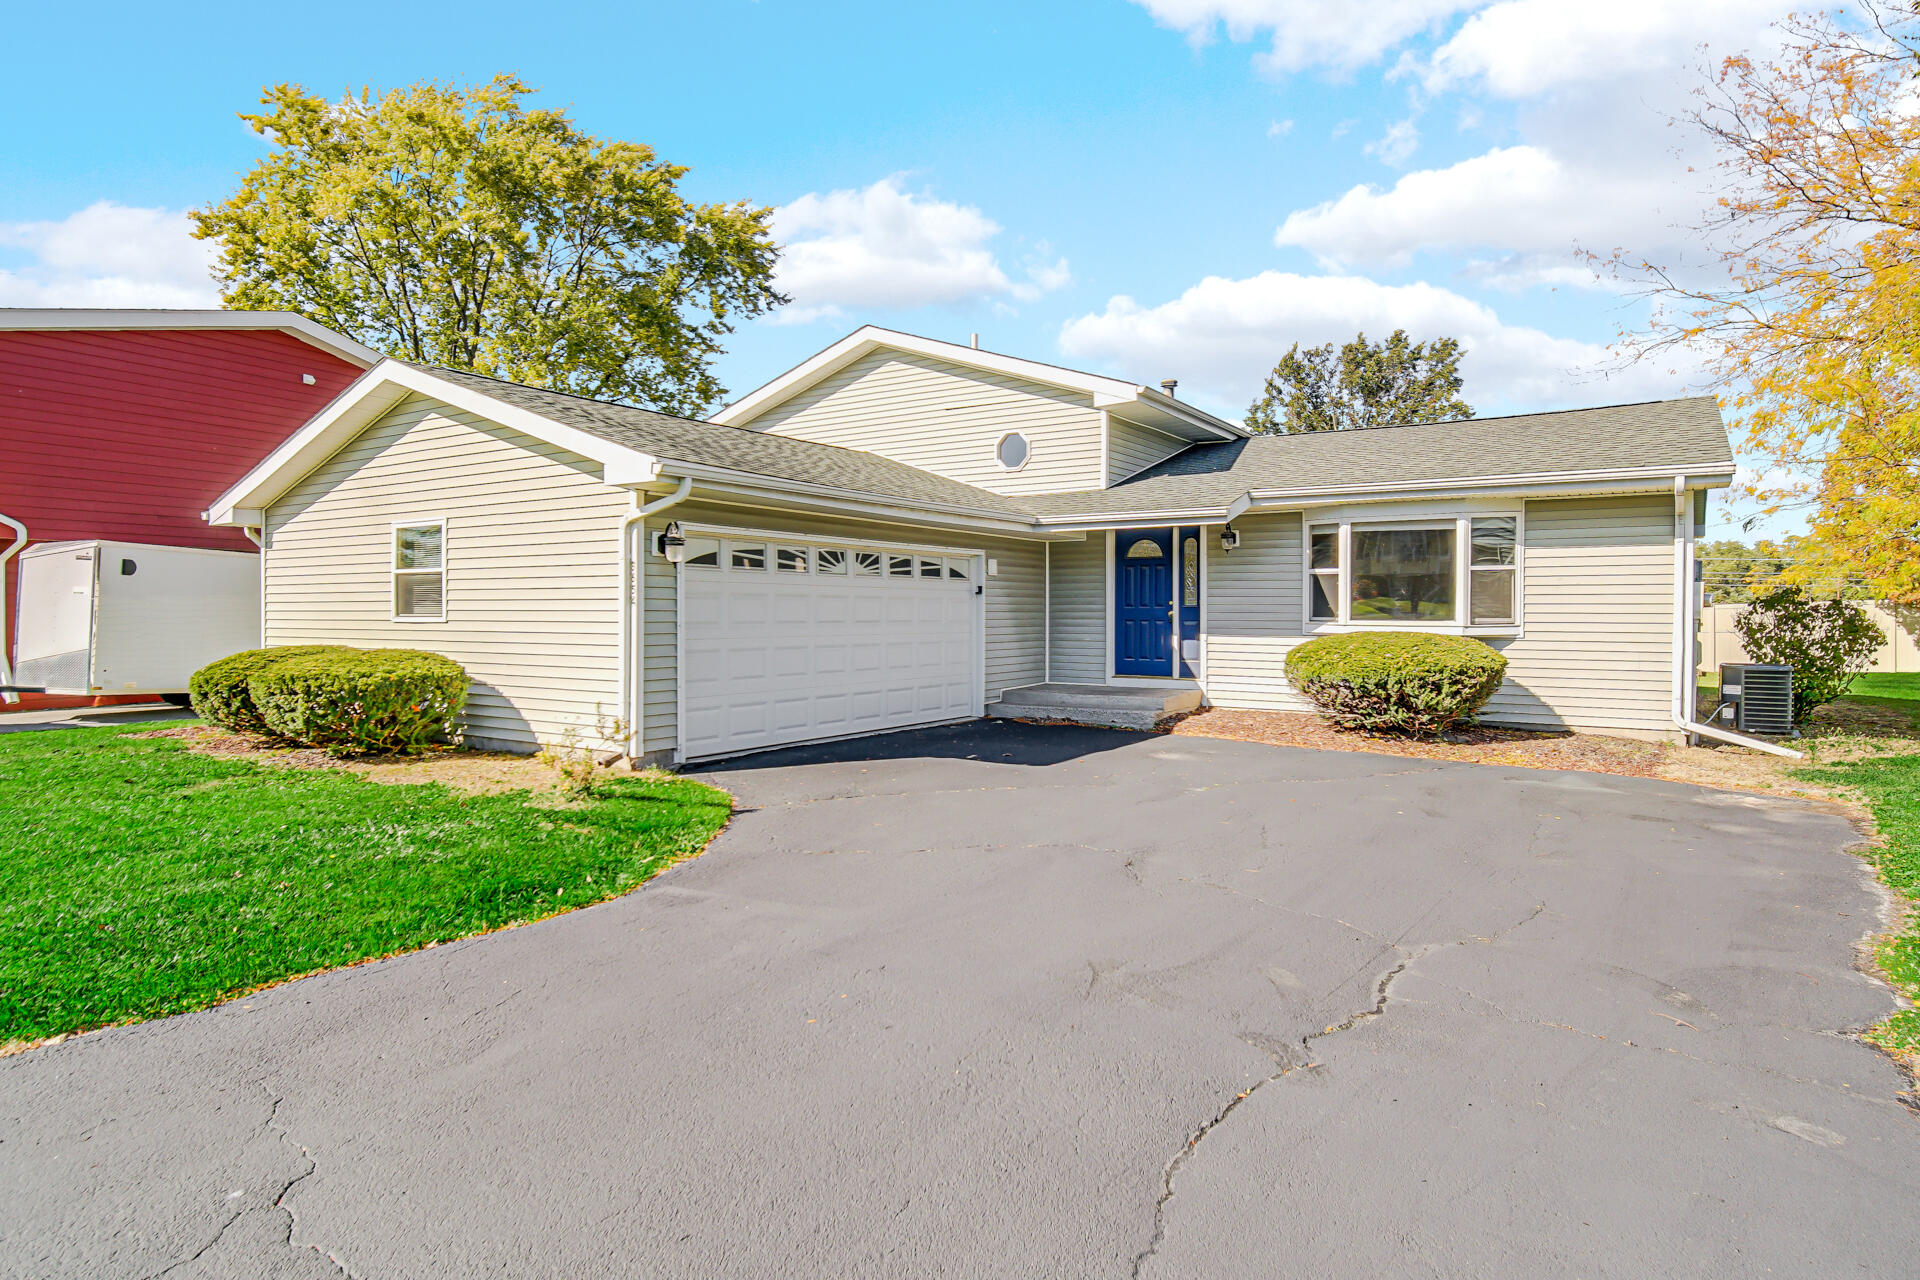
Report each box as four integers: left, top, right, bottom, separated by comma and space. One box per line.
996, 432, 1031, 470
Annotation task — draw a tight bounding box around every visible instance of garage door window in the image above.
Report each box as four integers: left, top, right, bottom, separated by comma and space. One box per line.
677, 534, 977, 589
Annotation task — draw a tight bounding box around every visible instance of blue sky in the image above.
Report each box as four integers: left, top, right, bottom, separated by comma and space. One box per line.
1, 0, 1805, 533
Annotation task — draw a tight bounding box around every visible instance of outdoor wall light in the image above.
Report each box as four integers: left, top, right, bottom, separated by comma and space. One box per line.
1219, 525, 1240, 553
658, 521, 687, 561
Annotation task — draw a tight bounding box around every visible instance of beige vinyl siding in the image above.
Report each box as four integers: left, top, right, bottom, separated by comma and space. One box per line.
740, 349, 1105, 495
1188, 497, 1678, 734
1197, 513, 1312, 711
1047, 534, 1107, 682
263, 394, 628, 752
1481, 495, 1676, 733
639, 501, 1046, 756
1106, 417, 1189, 485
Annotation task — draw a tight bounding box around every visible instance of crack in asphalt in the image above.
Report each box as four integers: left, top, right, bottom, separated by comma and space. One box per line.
1128, 900, 1548, 1279
1126, 947, 1421, 1279
139, 1088, 350, 1280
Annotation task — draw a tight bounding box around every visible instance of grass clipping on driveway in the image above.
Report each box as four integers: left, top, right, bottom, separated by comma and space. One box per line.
0, 724, 732, 1049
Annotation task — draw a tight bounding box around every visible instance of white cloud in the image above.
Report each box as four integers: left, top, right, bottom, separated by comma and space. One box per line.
1131, 0, 1792, 93
1058, 270, 1696, 415
1131, 0, 1484, 75
1363, 118, 1421, 167
0, 202, 218, 308
769, 177, 1067, 324
1424, 0, 1789, 97
1267, 118, 1295, 137
1273, 144, 1696, 282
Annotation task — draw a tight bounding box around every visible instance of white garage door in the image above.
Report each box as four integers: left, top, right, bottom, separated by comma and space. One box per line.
679, 533, 983, 760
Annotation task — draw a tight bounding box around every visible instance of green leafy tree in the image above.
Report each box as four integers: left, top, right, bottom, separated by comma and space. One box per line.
1698, 538, 1794, 603
1733, 586, 1885, 722
193, 75, 785, 417
1246, 329, 1474, 434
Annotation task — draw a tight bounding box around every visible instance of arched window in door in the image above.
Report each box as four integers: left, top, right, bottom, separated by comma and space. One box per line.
1124, 537, 1165, 559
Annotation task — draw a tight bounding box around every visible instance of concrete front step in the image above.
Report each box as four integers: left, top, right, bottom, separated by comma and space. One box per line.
987, 682, 1201, 732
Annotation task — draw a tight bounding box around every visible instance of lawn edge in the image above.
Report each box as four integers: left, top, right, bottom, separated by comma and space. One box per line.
1, 775, 736, 1060
1788, 758, 1920, 1096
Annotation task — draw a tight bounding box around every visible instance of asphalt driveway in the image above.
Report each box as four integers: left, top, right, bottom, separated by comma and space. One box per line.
3, 721, 1915, 1277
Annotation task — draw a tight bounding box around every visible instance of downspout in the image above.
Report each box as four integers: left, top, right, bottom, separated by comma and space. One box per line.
242, 525, 265, 649
618, 476, 693, 761
1669, 477, 1803, 758
0, 512, 25, 704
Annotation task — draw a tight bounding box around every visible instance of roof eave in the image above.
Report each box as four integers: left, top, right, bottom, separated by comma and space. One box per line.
1026, 463, 1738, 529
205, 360, 663, 525
713, 325, 1245, 436
653, 466, 1065, 538
0, 307, 382, 367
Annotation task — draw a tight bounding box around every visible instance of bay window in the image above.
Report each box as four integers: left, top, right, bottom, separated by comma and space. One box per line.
1304, 512, 1522, 633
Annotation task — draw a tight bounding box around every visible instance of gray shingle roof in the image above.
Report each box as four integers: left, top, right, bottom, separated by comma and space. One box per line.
420, 365, 1731, 525
416, 364, 1032, 517
1016, 397, 1734, 519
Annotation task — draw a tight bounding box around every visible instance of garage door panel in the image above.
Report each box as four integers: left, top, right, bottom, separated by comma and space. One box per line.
680, 539, 981, 759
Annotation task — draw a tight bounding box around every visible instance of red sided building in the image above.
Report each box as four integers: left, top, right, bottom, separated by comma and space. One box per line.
0, 310, 377, 710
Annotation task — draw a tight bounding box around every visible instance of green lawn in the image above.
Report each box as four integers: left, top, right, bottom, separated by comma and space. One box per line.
1845, 673, 1920, 730
1797, 749, 1920, 1060
0, 725, 732, 1046
1850, 673, 1920, 702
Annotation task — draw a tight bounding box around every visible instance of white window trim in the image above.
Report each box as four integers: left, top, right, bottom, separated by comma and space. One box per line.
391, 517, 447, 623
1299, 510, 1523, 638
996, 430, 1032, 472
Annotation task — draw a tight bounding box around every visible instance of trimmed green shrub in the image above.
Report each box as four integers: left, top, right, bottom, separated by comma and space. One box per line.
251, 648, 469, 754
188, 646, 351, 733
1285, 631, 1507, 736
1733, 586, 1885, 723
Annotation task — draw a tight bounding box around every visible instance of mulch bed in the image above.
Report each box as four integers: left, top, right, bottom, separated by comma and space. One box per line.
1162, 707, 1673, 778
129, 724, 342, 769
124, 724, 570, 795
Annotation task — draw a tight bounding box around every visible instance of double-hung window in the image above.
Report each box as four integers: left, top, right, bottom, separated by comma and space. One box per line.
1308, 525, 1341, 621
1467, 517, 1519, 625
393, 520, 446, 621
1304, 512, 1521, 634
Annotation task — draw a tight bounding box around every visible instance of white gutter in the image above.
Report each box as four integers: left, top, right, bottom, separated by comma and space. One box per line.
1029, 465, 1742, 531
0, 512, 25, 704
618, 476, 693, 760
1668, 477, 1803, 758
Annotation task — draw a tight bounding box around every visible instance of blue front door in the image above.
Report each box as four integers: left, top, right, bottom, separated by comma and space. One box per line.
1114, 528, 1174, 675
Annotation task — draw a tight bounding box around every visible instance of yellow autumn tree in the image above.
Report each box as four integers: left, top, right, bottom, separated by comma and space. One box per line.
1614, 2, 1920, 601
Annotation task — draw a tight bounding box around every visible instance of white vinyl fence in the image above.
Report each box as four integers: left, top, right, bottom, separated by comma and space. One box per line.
1701, 602, 1920, 674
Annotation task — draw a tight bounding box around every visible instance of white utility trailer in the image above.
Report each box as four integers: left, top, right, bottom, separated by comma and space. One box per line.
11, 540, 259, 700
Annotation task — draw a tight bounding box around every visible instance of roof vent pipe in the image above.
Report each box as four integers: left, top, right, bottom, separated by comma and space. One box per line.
1161, 379, 1178, 398
970, 333, 979, 349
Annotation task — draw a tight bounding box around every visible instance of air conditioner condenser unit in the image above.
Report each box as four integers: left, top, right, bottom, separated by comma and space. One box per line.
1717, 662, 1794, 737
